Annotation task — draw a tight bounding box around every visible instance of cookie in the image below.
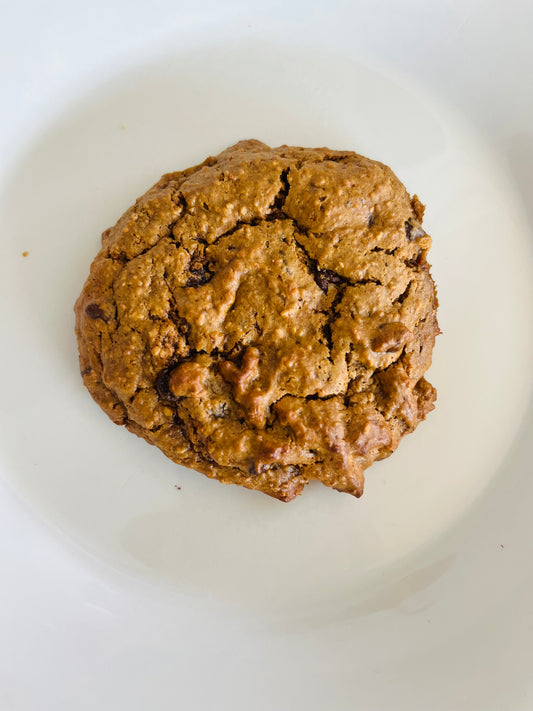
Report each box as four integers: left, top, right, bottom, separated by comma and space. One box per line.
75, 140, 439, 501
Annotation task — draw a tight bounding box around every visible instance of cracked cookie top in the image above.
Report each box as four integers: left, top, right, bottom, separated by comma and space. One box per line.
75, 140, 439, 501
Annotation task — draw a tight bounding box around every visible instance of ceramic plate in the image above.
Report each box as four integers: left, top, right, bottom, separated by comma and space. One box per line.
1, 2, 532, 709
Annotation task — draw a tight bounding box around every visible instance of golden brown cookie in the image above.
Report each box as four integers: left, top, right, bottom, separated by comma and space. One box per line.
75, 140, 439, 501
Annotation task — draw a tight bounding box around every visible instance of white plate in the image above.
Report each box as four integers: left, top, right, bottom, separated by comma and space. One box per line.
1, 2, 533, 709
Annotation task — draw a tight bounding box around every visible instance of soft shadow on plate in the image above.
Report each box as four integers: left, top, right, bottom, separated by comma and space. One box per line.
508, 132, 533, 231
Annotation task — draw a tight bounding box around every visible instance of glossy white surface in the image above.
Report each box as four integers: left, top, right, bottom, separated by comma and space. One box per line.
1, 2, 532, 709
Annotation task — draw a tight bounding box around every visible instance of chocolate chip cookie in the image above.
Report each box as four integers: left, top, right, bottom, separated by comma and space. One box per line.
75, 140, 439, 501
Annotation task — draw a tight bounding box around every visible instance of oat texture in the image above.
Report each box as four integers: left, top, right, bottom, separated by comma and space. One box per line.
75, 140, 439, 501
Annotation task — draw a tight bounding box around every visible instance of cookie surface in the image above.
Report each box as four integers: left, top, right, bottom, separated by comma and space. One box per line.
75, 140, 439, 501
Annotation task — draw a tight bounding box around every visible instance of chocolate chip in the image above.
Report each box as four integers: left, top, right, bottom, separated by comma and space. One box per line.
156, 365, 178, 401
248, 461, 266, 476
405, 219, 426, 242
186, 270, 211, 287
396, 282, 411, 304
186, 259, 212, 287
405, 251, 425, 269
314, 268, 344, 292
85, 303, 108, 321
